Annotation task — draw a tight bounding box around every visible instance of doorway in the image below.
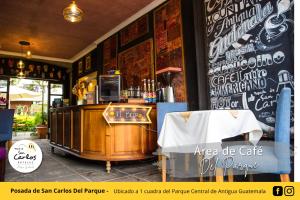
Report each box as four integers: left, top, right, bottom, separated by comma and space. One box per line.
9, 78, 49, 140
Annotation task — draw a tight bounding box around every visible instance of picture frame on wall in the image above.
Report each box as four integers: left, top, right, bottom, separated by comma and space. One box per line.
85, 54, 92, 71
78, 60, 83, 75
120, 14, 149, 47
103, 34, 118, 74
118, 39, 154, 89
153, 0, 187, 102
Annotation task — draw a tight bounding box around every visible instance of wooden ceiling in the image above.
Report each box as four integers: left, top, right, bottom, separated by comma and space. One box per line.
0, 0, 156, 62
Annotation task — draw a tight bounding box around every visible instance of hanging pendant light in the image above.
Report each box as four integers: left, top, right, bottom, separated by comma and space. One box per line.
17, 60, 25, 69
17, 69, 25, 79
17, 40, 31, 78
17, 60, 25, 78
19, 40, 32, 59
26, 50, 32, 59
63, 1, 83, 23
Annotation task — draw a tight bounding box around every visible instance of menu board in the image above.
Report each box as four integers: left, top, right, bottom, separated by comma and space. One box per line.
0, 58, 67, 81
103, 104, 152, 124
120, 15, 149, 47
203, 0, 294, 134
118, 39, 153, 88
154, 0, 186, 102
103, 35, 117, 74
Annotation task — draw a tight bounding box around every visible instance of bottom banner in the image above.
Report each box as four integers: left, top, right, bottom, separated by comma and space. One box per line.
0, 182, 298, 200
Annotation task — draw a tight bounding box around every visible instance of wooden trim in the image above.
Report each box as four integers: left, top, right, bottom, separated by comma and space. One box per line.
280, 174, 290, 182
228, 169, 234, 182
80, 108, 84, 153
0, 50, 72, 63
162, 155, 167, 182
70, 109, 74, 149
192, 0, 209, 110
216, 168, 224, 182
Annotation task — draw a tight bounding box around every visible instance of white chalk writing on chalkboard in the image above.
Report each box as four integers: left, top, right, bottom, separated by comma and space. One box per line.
204, 0, 294, 134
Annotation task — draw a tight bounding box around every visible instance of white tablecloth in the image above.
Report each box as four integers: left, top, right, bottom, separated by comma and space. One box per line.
158, 110, 263, 154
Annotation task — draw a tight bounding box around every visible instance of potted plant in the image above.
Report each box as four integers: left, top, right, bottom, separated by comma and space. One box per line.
35, 112, 48, 139
35, 81, 48, 139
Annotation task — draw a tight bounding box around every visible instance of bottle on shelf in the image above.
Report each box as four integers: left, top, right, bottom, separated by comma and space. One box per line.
143, 79, 148, 103
136, 86, 141, 98
128, 86, 133, 98
133, 86, 137, 98
156, 82, 162, 102
151, 80, 156, 103
147, 79, 152, 103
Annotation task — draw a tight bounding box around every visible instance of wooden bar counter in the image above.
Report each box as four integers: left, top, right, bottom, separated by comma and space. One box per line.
49, 104, 157, 173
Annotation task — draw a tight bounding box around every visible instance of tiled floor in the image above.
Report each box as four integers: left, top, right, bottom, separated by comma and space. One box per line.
5, 140, 164, 182
4, 140, 293, 182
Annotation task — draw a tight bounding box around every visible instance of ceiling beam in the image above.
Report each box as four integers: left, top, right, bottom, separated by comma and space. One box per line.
0, 50, 72, 63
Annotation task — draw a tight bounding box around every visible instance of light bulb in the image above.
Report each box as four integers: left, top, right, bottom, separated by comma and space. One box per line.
26, 51, 32, 58
71, 2, 77, 13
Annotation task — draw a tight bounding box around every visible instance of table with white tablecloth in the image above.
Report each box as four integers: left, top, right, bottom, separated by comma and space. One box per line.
157, 109, 263, 181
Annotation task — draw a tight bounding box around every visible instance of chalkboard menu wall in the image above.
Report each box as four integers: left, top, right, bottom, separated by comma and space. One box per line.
203, 0, 294, 135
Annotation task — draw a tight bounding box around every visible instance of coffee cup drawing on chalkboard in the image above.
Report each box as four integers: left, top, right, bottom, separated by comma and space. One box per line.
265, 14, 288, 41
256, 0, 293, 51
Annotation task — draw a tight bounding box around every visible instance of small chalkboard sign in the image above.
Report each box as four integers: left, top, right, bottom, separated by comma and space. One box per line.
103, 104, 152, 125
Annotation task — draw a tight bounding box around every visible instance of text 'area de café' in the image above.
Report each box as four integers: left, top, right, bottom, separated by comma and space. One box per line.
0, 0, 294, 182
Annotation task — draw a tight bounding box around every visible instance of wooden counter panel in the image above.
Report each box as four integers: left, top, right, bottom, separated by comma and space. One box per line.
111, 125, 143, 155
50, 104, 158, 172
83, 109, 106, 156
148, 107, 158, 154
72, 109, 81, 153
50, 112, 57, 144
57, 112, 64, 146
63, 110, 71, 149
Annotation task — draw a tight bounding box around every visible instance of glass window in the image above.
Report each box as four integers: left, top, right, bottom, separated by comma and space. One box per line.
0, 80, 8, 92
50, 95, 63, 104
50, 84, 63, 95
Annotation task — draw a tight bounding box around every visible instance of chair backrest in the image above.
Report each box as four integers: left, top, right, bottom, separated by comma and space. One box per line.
157, 103, 188, 137
274, 87, 291, 174
0, 109, 15, 142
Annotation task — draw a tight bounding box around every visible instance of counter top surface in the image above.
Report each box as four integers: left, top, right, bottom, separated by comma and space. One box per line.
50, 103, 157, 111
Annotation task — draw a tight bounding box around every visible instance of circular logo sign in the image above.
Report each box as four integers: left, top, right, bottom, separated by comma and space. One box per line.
8, 140, 43, 173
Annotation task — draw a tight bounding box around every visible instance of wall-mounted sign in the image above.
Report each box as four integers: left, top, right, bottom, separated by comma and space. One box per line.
103, 104, 152, 125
